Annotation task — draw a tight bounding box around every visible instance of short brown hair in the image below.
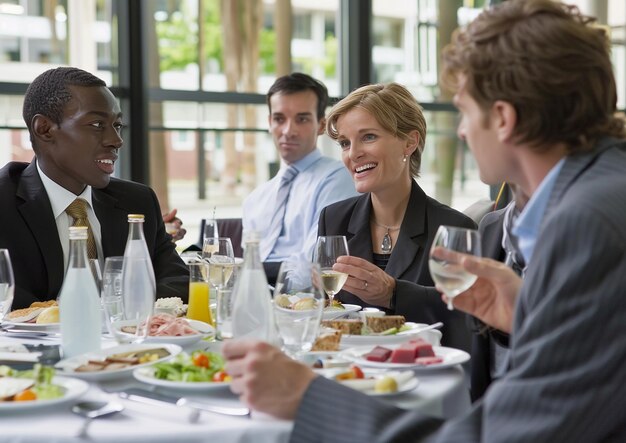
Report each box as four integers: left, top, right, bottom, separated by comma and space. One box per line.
326, 83, 427, 177
441, 0, 625, 153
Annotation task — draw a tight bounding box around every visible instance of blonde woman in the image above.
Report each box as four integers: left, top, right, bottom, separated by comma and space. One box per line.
318, 82, 475, 349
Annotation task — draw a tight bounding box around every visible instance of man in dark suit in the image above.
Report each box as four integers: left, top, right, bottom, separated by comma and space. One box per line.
222, 1, 626, 442
0, 67, 188, 310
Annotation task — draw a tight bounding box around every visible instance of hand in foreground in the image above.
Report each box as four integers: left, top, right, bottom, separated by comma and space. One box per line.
162, 209, 187, 242
433, 248, 522, 333
333, 255, 396, 308
222, 340, 317, 420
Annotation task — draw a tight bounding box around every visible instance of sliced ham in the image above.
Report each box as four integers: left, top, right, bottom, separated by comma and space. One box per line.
147, 314, 198, 337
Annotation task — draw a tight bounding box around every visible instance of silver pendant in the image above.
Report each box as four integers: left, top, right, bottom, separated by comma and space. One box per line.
381, 232, 392, 253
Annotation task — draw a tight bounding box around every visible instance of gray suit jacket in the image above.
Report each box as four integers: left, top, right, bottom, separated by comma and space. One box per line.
0, 161, 189, 309
318, 180, 476, 350
292, 138, 626, 442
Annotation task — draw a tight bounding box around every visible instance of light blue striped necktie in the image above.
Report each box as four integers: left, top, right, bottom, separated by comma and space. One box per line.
266, 166, 299, 254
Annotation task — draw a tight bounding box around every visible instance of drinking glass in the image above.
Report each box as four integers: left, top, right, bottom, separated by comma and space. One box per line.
203, 237, 235, 289
0, 249, 15, 323
101, 257, 127, 342
428, 226, 482, 310
187, 261, 213, 325
121, 256, 155, 343
313, 236, 350, 307
273, 259, 324, 359
202, 218, 219, 243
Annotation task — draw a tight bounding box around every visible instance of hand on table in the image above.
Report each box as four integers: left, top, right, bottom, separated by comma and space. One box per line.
432, 248, 522, 333
333, 255, 396, 308
222, 340, 317, 420
162, 209, 187, 242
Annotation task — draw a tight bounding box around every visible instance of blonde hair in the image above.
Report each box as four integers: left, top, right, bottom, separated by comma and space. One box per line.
326, 83, 427, 177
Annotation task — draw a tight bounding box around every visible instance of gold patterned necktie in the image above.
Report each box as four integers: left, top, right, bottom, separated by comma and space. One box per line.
65, 199, 97, 259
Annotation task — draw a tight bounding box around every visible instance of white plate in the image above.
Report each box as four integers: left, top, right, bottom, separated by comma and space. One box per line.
0, 376, 88, 412
322, 304, 361, 320
322, 369, 419, 397
343, 345, 470, 371
112, 319, 214, 348
133, 366, 231, 391
340, 323, 442, 347
2, 321, 60, 331
55, 343, 182, 381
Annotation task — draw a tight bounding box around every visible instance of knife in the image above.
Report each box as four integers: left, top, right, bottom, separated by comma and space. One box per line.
117, 388, 250, 418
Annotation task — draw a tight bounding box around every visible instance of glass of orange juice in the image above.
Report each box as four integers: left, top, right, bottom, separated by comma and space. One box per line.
187, 262, 213, 326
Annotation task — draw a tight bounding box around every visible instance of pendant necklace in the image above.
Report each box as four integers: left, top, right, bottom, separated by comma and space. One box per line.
372, 219, 401, 254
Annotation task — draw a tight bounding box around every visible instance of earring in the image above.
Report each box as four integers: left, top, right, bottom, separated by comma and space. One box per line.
403, 155, 408, 163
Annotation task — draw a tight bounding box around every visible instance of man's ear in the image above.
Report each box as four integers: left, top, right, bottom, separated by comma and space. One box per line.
31, 114, 56, 145
491, 101, 516, 143
317, 117, 326, 136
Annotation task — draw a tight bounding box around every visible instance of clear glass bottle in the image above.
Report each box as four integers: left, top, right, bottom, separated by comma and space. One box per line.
231, 231, 275, 341
122, 214, 156, 342
59, 226, 102, 358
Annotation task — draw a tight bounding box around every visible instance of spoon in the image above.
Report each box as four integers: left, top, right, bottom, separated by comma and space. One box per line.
397, 321, 444, 336
72, 401, 125, 437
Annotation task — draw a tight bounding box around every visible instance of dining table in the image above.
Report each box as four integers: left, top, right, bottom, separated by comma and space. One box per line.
0, 331, 470, 443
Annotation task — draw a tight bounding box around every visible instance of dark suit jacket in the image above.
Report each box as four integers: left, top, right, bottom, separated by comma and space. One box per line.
0, 161, 189, 310
318, 180, 476, 351
292, 138, 626, 442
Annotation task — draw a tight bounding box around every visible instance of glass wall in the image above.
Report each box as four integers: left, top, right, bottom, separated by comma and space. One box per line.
2, 0, 625, 248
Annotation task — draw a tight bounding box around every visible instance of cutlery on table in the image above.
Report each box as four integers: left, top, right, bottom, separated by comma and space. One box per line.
72, 401, 125, 437
117, 388, 250, 421
396, 321, 444, 336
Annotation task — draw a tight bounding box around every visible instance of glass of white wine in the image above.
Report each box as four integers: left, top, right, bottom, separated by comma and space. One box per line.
313, 236, 350, 308
428, 225, 482, 310
202, 237, 235, 289
273, 259, 324, 359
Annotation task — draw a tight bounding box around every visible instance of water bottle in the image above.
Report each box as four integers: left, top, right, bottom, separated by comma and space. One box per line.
231, 231, 275, 341
122, 214, 156, 342
59, 226, 102, 358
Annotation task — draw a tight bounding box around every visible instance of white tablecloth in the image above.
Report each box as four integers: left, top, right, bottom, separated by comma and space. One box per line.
0, 336, 469, 442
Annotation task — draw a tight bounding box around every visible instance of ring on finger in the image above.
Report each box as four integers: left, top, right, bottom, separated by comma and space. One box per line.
363, 280, 368, 290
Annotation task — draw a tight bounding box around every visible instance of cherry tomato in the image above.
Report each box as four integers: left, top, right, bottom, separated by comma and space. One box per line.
192, 353, 210, 368
14, 389, 37, 401
350, 365, 365, 379
212, 370, 229, 382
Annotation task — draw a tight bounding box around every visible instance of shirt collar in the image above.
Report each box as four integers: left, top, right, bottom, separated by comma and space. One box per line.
283, 148, 321, 174
36, 160, 94, 219
512, 158, 565, 265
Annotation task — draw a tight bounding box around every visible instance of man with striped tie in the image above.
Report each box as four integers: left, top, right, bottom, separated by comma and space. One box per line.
242, 73, 357, 285
0, 67, 189, 309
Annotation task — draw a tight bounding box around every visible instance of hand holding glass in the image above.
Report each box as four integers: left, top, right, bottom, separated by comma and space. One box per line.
313, 236, 349, 306
0, 249, 15, 323
273, 260, 324, 358
429, 226, 481, 310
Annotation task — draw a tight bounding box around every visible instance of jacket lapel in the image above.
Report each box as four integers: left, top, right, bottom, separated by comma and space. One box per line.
385, 181, 426, 278
92, 187, 129, 258
16, 161, 65, 293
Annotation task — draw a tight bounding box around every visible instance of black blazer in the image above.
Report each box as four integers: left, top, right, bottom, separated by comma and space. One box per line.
318, 180, 476, 351
0, 161, 189, 309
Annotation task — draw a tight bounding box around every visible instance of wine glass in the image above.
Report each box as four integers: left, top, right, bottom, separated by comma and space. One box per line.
273, 259, 324, 359
313, 236, 350, 307
203, 237, 235, 289
428, 225, 482, 310
0, 249, 15, 323
101, 257, 126, 342
202, 218, 219, 243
